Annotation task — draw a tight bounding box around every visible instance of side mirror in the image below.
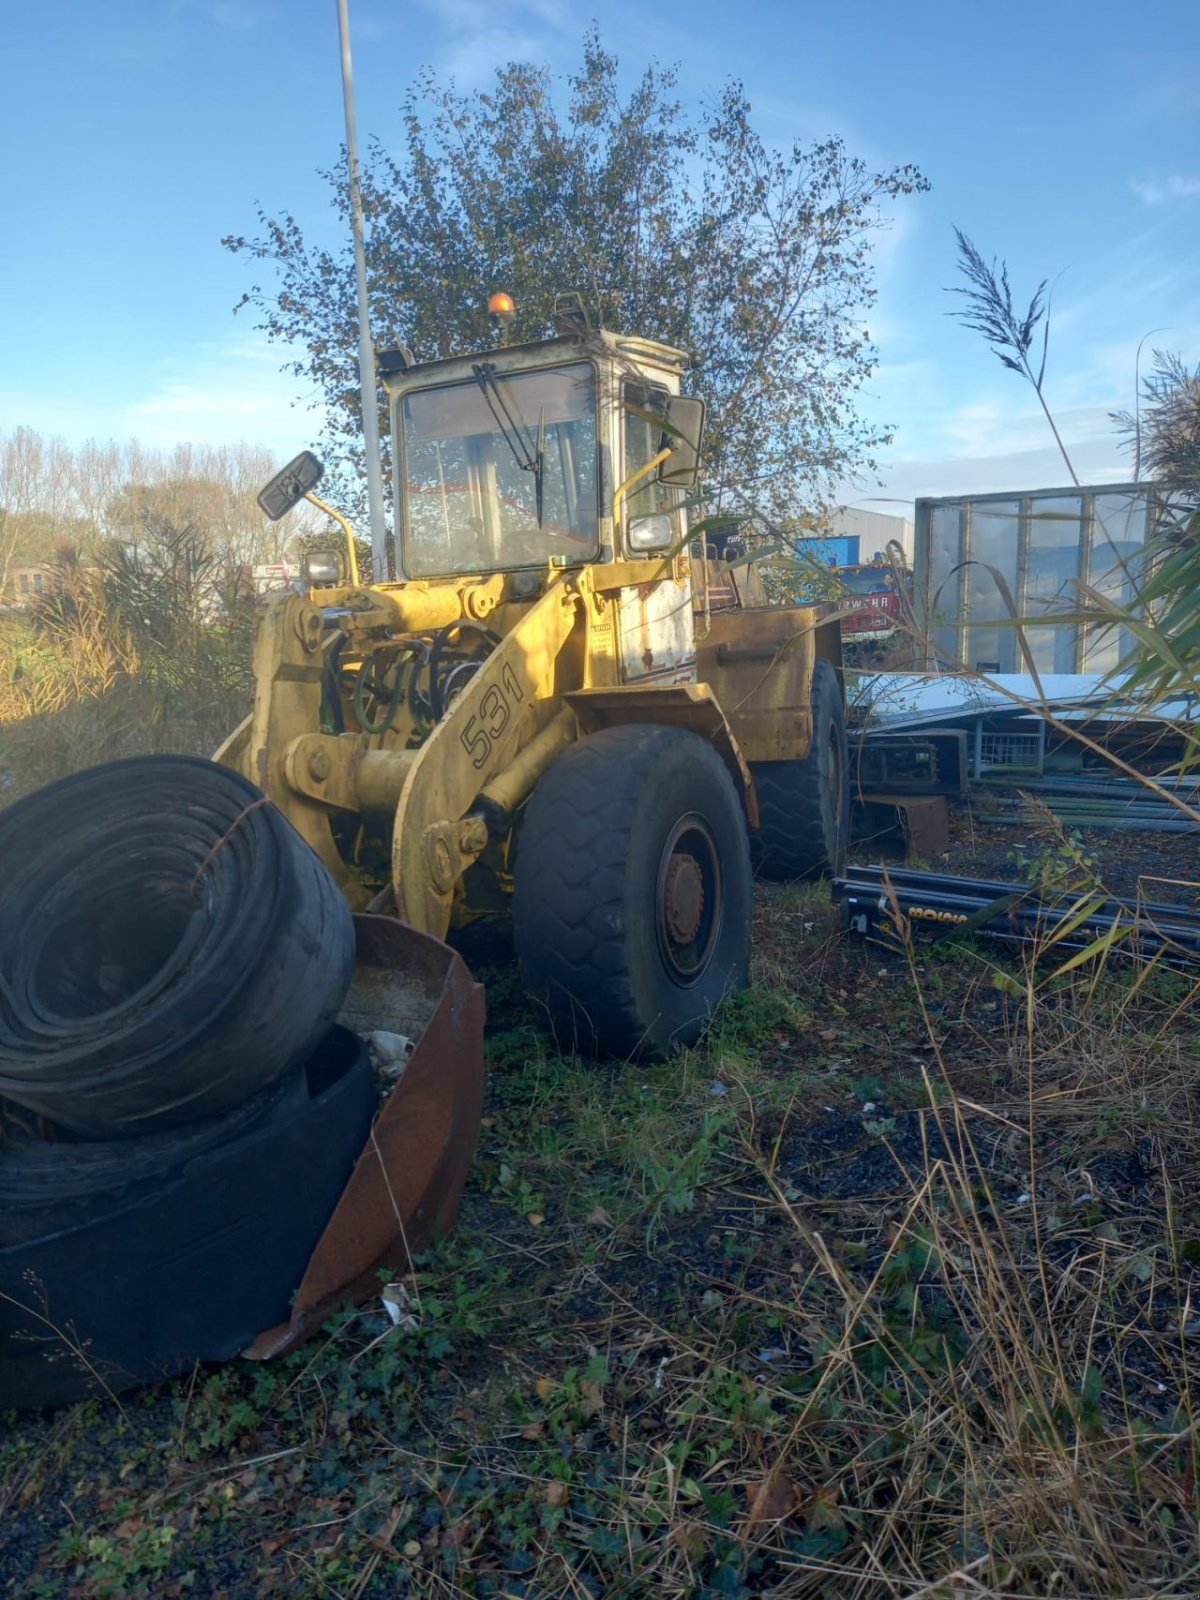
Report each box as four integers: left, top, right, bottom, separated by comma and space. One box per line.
257, 451, 324, 522
659, 397, 705, 487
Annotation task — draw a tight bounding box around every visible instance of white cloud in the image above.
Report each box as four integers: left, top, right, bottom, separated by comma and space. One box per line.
121, 336, 324, 455
871, 434, 1136, 511
1131, 172, 1200, 206
407, 0, 575, 84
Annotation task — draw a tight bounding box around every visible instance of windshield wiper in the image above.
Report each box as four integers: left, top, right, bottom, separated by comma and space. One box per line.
472, 363, 545, 527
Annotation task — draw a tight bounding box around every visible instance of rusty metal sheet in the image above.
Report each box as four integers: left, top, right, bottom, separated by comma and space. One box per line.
246, 913, 486, 1360
857, 793, 950, 862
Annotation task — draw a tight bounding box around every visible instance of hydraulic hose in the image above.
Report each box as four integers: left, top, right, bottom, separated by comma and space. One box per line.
428, 621, 500, 721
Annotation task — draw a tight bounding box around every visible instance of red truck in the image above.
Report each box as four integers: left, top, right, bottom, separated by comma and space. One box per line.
830, 560, 911, 646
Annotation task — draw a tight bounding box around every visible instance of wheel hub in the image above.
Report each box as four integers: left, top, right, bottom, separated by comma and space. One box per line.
663, 853, 705, 944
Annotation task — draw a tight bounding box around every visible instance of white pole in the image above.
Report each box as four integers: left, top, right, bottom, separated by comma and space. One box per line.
336, 0, 389, 581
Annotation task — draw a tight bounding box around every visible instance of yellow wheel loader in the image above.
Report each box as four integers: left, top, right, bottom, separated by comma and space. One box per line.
220, 297, 848, 1060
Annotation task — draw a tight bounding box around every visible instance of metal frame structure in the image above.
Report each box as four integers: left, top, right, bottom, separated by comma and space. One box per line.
913, 481, 1164, 673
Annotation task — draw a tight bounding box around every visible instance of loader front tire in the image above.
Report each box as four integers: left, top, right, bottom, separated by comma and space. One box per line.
513, 724, 751, 1060
749, 659, 849, 881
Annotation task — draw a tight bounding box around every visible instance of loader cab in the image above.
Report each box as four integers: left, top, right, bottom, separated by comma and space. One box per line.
380, 324, 703, 581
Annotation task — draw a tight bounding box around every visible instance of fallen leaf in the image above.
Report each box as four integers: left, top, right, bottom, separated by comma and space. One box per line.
671, 1521, 710, 1559
741, 1468, 801, 1538
586, 1205, 614, 1227
372, 1506, 403, 1552
545, 1480, 569, 1507
535, 1377, 555, 1400
819, 1028, 838, 1043
579, 1380, 604, 1417
800, 1483, 843, 1530
527, 1212, 545, 1227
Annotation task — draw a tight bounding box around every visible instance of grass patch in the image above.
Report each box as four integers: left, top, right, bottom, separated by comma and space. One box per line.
5, 893, 1200, 1597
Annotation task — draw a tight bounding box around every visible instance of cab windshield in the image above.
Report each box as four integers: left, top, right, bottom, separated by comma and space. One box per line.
398, 361, 598, 577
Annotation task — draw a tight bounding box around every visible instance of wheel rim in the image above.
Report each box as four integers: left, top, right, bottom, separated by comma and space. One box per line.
655, 814, 723, 986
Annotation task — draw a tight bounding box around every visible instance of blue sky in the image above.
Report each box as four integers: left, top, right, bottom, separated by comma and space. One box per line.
3, 0, 1198, 515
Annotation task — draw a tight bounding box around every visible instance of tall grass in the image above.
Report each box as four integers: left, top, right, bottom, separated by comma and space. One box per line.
722, 919, 1200, 1596
0, 542, 254, 799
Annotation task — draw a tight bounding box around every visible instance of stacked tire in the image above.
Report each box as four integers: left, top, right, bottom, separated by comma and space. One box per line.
0, 757, 372, 1410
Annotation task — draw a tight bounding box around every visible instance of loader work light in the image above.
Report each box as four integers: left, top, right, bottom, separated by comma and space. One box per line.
628, 514, 673, 551
487, 292, 516, 316
302, 550, 341, 586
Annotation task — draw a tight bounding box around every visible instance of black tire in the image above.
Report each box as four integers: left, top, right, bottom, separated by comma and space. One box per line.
749, 659, 849, 881
0, 1027, 377, 1410
0, 755, 356, 1139
512, 724, 752, 1060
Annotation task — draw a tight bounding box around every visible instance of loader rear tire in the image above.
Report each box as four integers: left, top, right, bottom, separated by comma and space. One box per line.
0, 755, 356, 1139
513, 724, 751, 1060
749, 659, 849, 881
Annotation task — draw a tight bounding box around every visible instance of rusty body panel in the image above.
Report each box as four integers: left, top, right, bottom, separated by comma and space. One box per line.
566, 682, 759, 828
695, 606, 841, 763
247, 914, 486, 1361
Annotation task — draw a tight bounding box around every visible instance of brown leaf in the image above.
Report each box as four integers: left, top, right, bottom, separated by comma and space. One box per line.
371, 1506, 403, 1553
818, 1028, 838, 1043
586, 1205, 614, 1227
545, 1480, 569, 1507
671, 1521, 710, 1559
534, 1377, 555, 1400
578, 1380, 604, 1418
527, 1212, 545, 1228
799, 1484, 842, 1530
741, 1468, 801, 1538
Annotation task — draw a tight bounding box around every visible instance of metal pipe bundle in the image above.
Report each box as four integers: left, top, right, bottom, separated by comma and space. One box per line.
833, 865, 1200, 967
976, 773, 1200, 833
